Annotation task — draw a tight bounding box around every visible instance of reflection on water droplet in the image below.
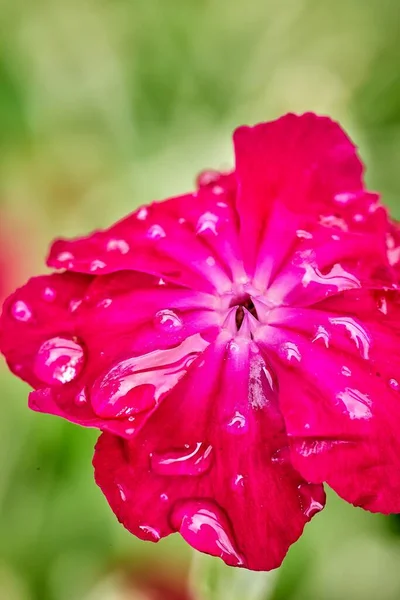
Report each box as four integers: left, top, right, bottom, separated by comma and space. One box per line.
334, 192, 358, 204
172, 500, 245, 567
377, 295, 388, 315
11, 300, 32, 322
154, 309, 183, 332
212, 185, 224, 196
353, 213, 365, 223
337, 387, 372, 420
57, 251, 74, 263
329, 317, 370, 359
296, 229, 313, 240
147, 224, 166, 240
206, 256, 216, 267
196, 212, 219, 235
232, 474, 244, 489
75, 388, 87, 405
217, 201, 228, 208
69, 299, 82, 313
136, 207, 149, 221
138, 525, 161, 541
312, 325, 330, 347
301, 259, 360, 291
226, 411, 248, 434
158, 278, 166, 286
117, 483, 127, 502
389, 378, 400, 391
151, 442, 213, 476
91, 334, 207, 418
34, 336, 85, 386
160, 493, 169, 502
90, 259, 106, 272
279, 342, 301, 363
42, 287, 57, 302
197, 170, 220, 188
297, 483, 325, 518
341, 366, 352, 377
106, 238, 130, 254
97, 298, 112, 309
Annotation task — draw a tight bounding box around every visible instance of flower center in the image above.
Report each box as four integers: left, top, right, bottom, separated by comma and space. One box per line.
230, 294, 259, 330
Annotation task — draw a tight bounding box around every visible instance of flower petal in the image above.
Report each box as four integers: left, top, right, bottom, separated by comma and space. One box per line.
93, 336, 325, 571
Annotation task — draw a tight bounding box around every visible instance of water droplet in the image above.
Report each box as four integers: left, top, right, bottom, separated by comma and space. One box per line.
206, 256, 216, 267
69, 299, 82, 313
341, 366, 352, 377
334, 192, 358, 204
296, 229, 313, 240
33, 336, 85, 386
226, 411, 248, 433
297, 483, 325, 518
158, 278, 166, 286
271, 447, 290, 464
151, 442, 213, 476
160, 493, 169, 502
389, 378, 400, 391
377, 295, 388, 315
56, 251, 74, 263
337, 387, 372, 420
196, 212, 219, 236
279, 342, 301, 363
89, 259, 106, 272
232, 474, 244, 489
178, 217, 186, 224
196, 169, 220, 188
106, 238, 130, 254
212, 185, 225, 196
138, 525, 161, 541
117, 483, 127, 502
91, 334, 207, 418
154, 309, 183, 332
97, 298, 112, 309
42, 287, 57, 302
172, 500, 244, 567
353, 213, 365, 223
147, 224, 166, 240
75, 388, 87, 405
217, 201, 228, 208
329, 317, 370, 359
11, 300, 32, 322
136, 207, 149, 221
312, 325, 330, 348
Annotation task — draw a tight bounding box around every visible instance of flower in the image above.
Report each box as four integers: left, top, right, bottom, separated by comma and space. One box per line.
1, 113, 400, 571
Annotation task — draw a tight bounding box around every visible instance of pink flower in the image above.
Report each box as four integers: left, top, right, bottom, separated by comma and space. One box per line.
1, 113, 399, 571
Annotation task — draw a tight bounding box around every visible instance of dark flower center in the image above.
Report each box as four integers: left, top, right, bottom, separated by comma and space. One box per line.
230, 295, 258, 329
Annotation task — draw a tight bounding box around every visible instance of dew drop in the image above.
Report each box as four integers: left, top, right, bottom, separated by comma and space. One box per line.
226, 411, 248, 434
206, 256, 216, 267
136, 207, 149, 221
158, 278, 166, 286
232, 474, 244, 490
196, 169, 220, 188
196, 212, 219, 236
11, 300, 32, 322
341, 366, 352, 377
297, 483, 325, 518
154, 309, 183, 332
334, 192, 358, 204
138, 525, 161, 542
75, 388, 88, 405
56, 251, 74, 263
329, 317, 370, 359
389, 378, 400, 391
312, 325, 330, 348
69, 299, 82, 313
212, 185, 225, 196
89, 259, 106, 272
160, 493, 169, 502
106, 238, 130, 254
178, 217, 186, 224
271, 447, 291, 464
279, 342, 301, 363
147, 224, 166, 240
172, 500, 245, 567
97, 298, 112, 309
151, 442, 213, 476
91, 334, 207, 418
33, 336, 85, 386
296, 229, 313, 240
42, 287, 57, 302
337, 387, 372, 420
117, 483, 127, 502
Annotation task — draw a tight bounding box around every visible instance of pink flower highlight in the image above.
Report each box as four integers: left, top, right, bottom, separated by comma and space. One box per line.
1, 113, 400, 570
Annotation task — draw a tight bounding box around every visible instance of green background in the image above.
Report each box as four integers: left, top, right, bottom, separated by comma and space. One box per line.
1, 1, 400, 598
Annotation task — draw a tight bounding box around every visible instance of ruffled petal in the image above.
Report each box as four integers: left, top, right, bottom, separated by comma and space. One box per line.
233, 113, 368, 269
93, 335, 325, 571
0, 272, 219, 437
48, 173, 240, 294
255, 288, 400, 513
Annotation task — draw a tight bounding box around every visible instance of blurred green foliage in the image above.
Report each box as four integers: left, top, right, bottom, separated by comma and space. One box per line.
1, 1, 400, 599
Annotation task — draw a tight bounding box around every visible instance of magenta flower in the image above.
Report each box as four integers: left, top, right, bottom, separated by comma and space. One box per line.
1, 113, 399, 571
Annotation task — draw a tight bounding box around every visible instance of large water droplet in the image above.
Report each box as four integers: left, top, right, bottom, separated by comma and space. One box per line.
106, 238, 130, 254
172, 500, 245, 567
279, 342, 301, 363
151, 442, 213, 476
196, 212, 219, 236
337, 387, 372, 420
226, 411, 248, 434
89, 259, 106, 272
11, 300, 32, 322
297, 483, 325, 518
312, 325, 330, 347
33, 336, 85, 386
147, 224, 166, 240
329, 317, 371, 359
91, 334, 208, 418
154, 309, 183, 332
138, 525, 161, 542
75, 388, 88, 405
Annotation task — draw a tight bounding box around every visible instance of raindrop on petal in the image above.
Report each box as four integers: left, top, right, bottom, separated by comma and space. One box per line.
138, 525, 161, 542
42, 287, 57, 302
11, 300, 32, 322
33, 336, 85, 386
151, 442, 213, 476
172, 500, 245, 567
226, 411, 248, 434
154, 309, 183, 332
297, 483, 325, 518
147, 224, 166, 240
196, 212, 219, 236
106, 238, 130, 254
389, 378, 400, 391
136, 207, 149, 221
